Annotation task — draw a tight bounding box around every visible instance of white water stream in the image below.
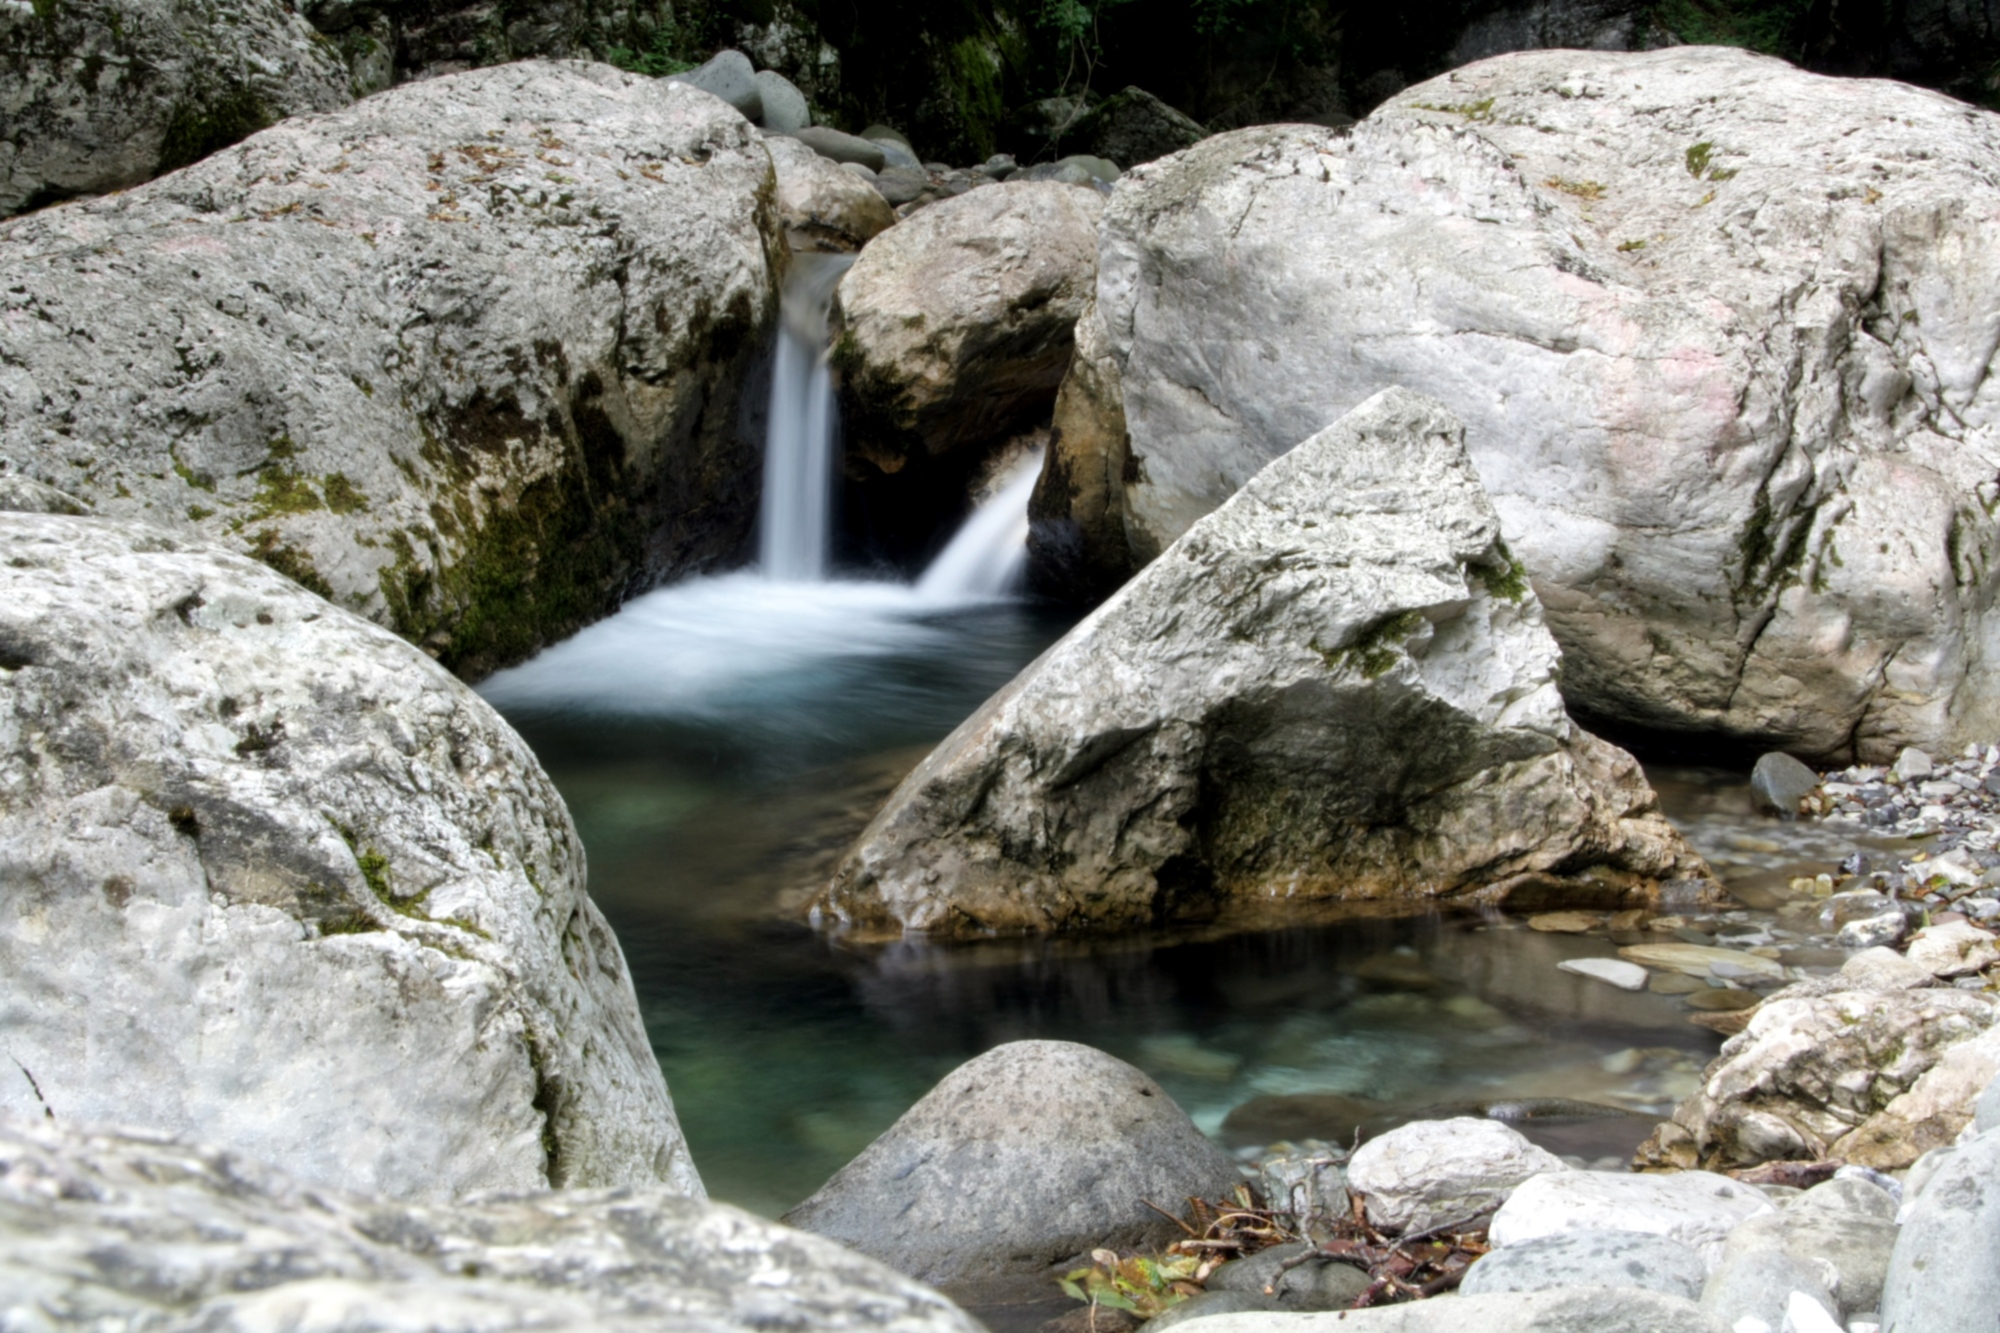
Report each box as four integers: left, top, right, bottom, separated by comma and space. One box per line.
482, 256, 1042, 717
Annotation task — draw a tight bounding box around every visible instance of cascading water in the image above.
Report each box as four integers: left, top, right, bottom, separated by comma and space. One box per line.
915, 450, 1043, 601
759, 253, 852, 583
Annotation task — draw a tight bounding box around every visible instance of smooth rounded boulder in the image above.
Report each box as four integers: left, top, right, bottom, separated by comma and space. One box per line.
1347, 1117, 1568, 1234
0, 61, 780, 678
1879, 1129, 2000, 1332
0, 1115, 978, 1332
782, 1041, 1240, 1304
1028, 45, 2000, 762
0, 0, 351, 217
833, 181, 1104, 477
0, 513, 697, 1200
766, 133, 895, 252
821, 389, 1712, 937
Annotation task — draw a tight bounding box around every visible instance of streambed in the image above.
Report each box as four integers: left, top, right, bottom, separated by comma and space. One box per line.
482, 575, 1879, 1219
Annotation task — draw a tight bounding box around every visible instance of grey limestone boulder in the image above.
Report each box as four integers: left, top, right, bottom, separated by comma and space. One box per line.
668, 48, 762, 120
1030, 45, 2000, 762
1346, 1117, 1568, 1234
1191, 1286, 1731, 1331
1880, 1128, 2000, 1332
0, 0, 352, 218
1710, 1208, 1897, 1319
0, 1114, 978, 1333
766, 132, 894, 252
783, 1041, 1240, 1303
0, 513, 697, 1200
753, 68, 811, 132
1065, 86, 1207, 167
820, 389, 1711, 937
0, 61, 780, 679
1461, 1228, 1709, 1300
1638, 982, 2000, 1172
795, 125, 887, 171
1490, 1170, 1775, 1267
833, 181, 1104, 479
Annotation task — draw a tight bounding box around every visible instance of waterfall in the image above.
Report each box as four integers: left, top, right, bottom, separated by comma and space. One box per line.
759, 253, 853, 583
915, 450, 1043, 601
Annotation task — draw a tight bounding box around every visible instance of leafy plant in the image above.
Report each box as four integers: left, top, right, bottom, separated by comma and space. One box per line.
1059, 1249, 1205, 1318
604, 18, 699, 77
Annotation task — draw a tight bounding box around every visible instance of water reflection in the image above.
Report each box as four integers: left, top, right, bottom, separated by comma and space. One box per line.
486, 581, 1851, 1219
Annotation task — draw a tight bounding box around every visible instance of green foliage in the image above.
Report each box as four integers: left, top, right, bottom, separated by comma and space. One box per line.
1646, 0, 1817, 56
604, 17, 699, 77
1059, 1249, 1204, 1317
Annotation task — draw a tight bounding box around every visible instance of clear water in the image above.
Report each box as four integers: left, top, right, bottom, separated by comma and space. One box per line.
481, 568, 1863, 1219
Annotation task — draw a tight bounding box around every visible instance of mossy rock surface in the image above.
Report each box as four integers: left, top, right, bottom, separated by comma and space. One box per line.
0, 61, 781, 679
0, 0, 350, 217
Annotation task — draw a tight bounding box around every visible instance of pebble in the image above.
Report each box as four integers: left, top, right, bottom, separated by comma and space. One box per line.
1529, 911, 1602, 932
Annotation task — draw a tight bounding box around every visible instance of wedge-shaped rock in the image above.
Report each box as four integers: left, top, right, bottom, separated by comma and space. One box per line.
0, 1116, 976, 1332
0, 514, 697, 1199
1029, 46, 2000, 761
0, 61, 778, 678
821, 389, 1710, 936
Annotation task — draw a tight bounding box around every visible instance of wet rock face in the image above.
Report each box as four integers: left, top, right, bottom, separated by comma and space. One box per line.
823, 389, 1710, 938
783, 1041, 1241, 1304
0, 0, 352, 218
833, 181, 1104, 477
1030, 45, 2000, 763
0, 61, 781, 679
0, 1115, 978, 1333
0, 514, 698, 1200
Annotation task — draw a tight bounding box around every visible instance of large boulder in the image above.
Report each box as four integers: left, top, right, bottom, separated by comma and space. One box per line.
0, 513, 697, 1200
0, 61, 780, 679
766, 132, 894, 253
1636, 964, 2000, 1172
783, 1040, 1241, 1304
833, 181, 1103, 478
820, 389, 1711, 938
1880, 1127, 2000, 1333
1064, 86, 1208, 167
0, 0, 352, 218
0, 1115, 978, 1332
1028, 46, 2000, 762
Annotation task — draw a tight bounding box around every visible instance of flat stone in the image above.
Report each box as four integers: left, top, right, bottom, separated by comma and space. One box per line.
1652, 972, 1709, 995
1531, 911, 1604, 932
1619, 944, 1785, 980
1491, 1170, 1776, 1266
1461, 1228, 1708, 1300
1346, 1117, 1568, 1234
1560, 957, 1651, 990
793, 126, 888, 171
